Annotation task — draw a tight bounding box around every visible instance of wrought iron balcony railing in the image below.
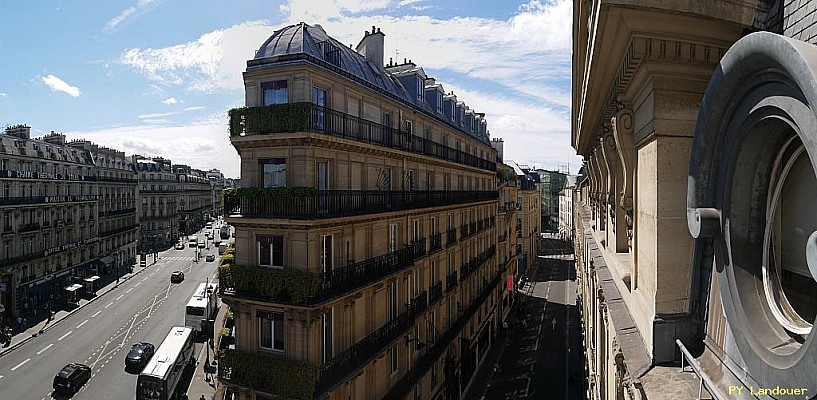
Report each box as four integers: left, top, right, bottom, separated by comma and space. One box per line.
445, 271, 458, 292
316, 291, 428, 395
18, 222, 40, 233
225, 189, 498, 220
100, 224, 139, 238
446, 229, 457, 247
229, 103, 496, 172
428, 281, 443, 306
0, 194, 100, 206
429, 233, 442, 253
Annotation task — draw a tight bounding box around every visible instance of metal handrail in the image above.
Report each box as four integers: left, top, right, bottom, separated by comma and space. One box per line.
676, 339, 724, 400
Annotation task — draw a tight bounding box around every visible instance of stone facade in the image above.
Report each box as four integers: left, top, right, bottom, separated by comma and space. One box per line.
573, 0, 817, 398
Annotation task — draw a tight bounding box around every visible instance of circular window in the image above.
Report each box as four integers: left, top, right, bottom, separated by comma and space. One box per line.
763, 137, 817, 337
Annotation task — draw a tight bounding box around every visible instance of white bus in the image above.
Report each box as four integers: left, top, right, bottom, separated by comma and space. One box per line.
136, 326, 195, 400
185, 283, 218, 337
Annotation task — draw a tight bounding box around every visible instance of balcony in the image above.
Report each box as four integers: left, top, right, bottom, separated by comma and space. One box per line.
459, 225, 469, 240
429, 233, 442, 253
229, 103, 496, 172
0, 195, 100, 206
101, 207, 137, 217
218, 349, 318, 400
498, 234, 507, 243
428, 281, 443, 306
384, 269, 504, 400
18, 222, 40, 234
220, 240, 427, 305
316, 291, 428, 396
100, 224, 139, 238
225, 188, 497, 220
445, 271, 458, 292
446, 229, 457, 247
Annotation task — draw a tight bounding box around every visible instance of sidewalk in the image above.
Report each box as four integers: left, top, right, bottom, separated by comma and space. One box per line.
185, 271, 226, 400
0, 256, 159, 357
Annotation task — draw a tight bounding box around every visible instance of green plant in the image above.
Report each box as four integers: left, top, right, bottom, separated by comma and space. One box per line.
219, 327, 231, 338
221, 253, 235, 265
229, 102, 314, 137
218, 264, 320, 305
218, 349, 318, 400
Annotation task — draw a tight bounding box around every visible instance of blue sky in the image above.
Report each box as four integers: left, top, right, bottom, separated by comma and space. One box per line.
0, 0, 577, 178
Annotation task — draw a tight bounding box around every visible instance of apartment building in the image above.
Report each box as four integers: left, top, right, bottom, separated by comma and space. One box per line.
218, 23, 510, 400
573, 0, 817, 398
533, 169, 565, 233
136, 157, 178, 252
0, 126, 137, 324
506, 161, 540, 278
173, 164, 211, 235
206, 168, 225, 218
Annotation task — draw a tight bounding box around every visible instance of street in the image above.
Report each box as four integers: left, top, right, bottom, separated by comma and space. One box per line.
475, 236, 586, 400
0, 229, 221, 400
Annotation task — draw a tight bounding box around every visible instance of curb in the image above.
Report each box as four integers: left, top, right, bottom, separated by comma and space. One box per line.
0, 263, 149, 358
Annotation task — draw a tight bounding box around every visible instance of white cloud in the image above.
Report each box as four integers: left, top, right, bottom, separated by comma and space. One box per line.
105, 0, 162, 32
0, 92, 6, 97
41, 74, 81, 97
161, 97, 178, 104
184, 106, 206, 111
138, 111, 178, 119
65, 113, 240, 177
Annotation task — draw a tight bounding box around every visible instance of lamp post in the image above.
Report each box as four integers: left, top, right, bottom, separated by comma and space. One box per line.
115, 250, 121, 285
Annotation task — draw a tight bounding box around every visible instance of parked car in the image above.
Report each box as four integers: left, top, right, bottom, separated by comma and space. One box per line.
174, 242, 185, 250
170, 271, 184, 283
53, 363, 91, 394
125, 342, 155, 372
205, 254, 215, 262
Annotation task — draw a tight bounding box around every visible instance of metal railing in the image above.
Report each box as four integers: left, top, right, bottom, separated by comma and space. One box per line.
429, 233, 442, 253
225, 190, 497, 219
446, 271, 458, 292
446, 229, 457, 246
677, 339, 723, 399
230, 103, 496, 172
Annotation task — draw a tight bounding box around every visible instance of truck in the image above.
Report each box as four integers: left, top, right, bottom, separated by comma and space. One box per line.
218, 243, 227, 255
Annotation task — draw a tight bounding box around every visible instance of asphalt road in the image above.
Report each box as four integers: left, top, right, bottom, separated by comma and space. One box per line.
481, 236, 585, 400
0, 230, 221, 400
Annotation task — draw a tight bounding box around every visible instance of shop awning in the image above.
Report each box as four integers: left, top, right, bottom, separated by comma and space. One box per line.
100, 256, 115, 265
64, 284, 83, 292
84, 276, 100, 283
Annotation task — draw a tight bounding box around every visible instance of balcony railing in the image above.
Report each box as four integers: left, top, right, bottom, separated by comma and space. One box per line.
222, 240, 427, 305
18, 222, 40, 233
101, 207, 137, 217
429, 233, 442, 253
0, 194, 100, 206
100, 224, 139, 237
446, 229, 457, 247
317, 291, 428, 395
229, 103, 496, 172
225, 189, 497, 220
428, 281, 443, 306
218, 349, 318, 400
498, 234, 507, 243
383, 270, 504, 400
446, 271, 458, 292
459, 225, 469, 240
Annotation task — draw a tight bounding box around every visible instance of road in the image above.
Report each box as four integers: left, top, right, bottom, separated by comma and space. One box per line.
0, 228, 221, 400
479, 235, 586, 400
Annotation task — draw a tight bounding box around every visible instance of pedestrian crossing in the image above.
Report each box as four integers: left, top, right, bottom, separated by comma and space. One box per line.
158, 256, 194, 261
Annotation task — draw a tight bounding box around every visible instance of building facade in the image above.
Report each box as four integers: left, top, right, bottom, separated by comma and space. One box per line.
206, 168, 225, 218
0, 126, 137, 324
572, 0, 817, 398
557, 175, 576, 242
136, 157, 178, 252
534, 169, 566, 233
174, 165, 211, 235
219, 23, 511, 400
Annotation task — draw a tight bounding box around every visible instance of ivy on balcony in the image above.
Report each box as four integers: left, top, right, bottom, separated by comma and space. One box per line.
229, 103, 313, 135
218, 264, 319, 305
218, 349, 318, 400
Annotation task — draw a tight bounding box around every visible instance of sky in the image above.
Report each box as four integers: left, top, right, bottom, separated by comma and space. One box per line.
0, 0, 579, 178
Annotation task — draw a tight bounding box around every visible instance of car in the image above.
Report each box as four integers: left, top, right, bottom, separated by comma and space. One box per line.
205, 254, 216, 262
198, 242, 206, 249
125, 342, 155, 372
206, 223, 212, 229
170, 271, 184, 283
53, 363, 91, 394
174, 243, 185, 250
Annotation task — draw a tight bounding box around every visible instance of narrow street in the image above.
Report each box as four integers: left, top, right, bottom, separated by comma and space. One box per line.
471, 235, 586, 400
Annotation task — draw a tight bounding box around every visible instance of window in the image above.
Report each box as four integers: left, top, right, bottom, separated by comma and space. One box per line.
323, 308, 333, 363
412, 267, 421, 297
313, 87, 327, 130
261, 158, 286, 188
258, 235, 284, 267
413, 219, 421, 242
321, 235, 333, 273
262, 80, 288, 106
436, 92, 443, 114
390, 345, 399, 374
417, 77, 424, 102
258, 311, 284, 351
389, 280, 398, 320
389, 224, 398, 253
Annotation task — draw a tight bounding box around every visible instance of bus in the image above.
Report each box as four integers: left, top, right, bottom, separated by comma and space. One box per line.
185, 283, 218, 337
136, 326, 195, 400
219, 225, 230, 240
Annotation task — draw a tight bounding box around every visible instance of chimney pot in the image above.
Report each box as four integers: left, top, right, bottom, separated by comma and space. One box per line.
365, 30, 370, 35
372, 25, 376, 32
404, 58, 407, 63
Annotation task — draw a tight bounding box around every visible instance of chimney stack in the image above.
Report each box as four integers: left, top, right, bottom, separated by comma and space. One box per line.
355, 25, 385, 67
4, 124, 31, 140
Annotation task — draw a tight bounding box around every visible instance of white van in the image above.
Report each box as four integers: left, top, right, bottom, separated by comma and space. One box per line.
188, 235, 198, 248
218, 243, 227, 255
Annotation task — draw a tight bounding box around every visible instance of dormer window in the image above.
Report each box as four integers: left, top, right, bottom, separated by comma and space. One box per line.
451, 103, 455, 121
437, 92, 443, 114
417, 78, 424, 102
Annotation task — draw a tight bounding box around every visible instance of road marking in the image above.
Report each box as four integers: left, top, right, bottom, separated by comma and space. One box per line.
104, 302, 114, 309
120, 314, 139, 347
77, 320, 88, 329
10, 358, 30, 371
58, 331, 73, 341
142, 277, 149, 282
36, 344, 54, 355
126, 288, 133, 293
116, 294, 124, 301
91, 310, 102, 318
134, 282, 140, 287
